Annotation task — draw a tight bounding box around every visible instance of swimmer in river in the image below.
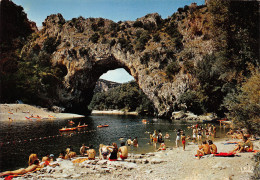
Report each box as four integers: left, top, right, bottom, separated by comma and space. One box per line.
133, 137, 138, 147
126, 137, 132, 146
164, 132, 170, 139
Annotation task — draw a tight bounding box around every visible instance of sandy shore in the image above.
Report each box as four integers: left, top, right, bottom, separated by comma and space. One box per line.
0, 104, 84, 121
91, 110, 138, 115
4, 138, 258, 180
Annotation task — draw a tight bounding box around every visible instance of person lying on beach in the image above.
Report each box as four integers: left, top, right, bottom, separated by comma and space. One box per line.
196, 140, 211, 159
58, 151, 66, 159
108, 143, 118, 161
87, 145, 96, 160
0, 160, 41, 177
118, 142, 128, 160
244, 137, 253, 152
226, 129, 234, 135
231, 130, 243, 139
157, 140, 166, 151
41, 154, 50, 163
99, 144, 110, 159
233, 136, 254, 153
208, 140, 217, 154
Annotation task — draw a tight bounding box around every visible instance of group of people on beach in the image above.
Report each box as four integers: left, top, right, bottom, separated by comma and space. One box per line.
1, 121, 257, 178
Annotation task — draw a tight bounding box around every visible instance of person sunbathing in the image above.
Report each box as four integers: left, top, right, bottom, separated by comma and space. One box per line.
208, 140, 217, 154
0, 160, 41, 177
232, 136, 253, 153
196, 140, 211, 159
87, 145, 96, 160
28, 154, 39, 166
118, 142, 128, 160
244, 137, 253, 152
157, 140, 166, 151
99, 144, 110, 159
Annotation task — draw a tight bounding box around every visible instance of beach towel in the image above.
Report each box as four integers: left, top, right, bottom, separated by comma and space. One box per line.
224, 142, 238, 145
214, 152, 235, 157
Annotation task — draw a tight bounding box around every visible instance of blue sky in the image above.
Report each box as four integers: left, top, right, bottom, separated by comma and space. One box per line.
13, 0, 204, 83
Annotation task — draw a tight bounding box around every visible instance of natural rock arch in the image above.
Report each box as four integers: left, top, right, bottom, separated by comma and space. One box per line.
25, 11, 213, 117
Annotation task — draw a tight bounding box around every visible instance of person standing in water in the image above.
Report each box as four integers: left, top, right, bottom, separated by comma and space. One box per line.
133, 137, 138, 147
176, 129, 181, 147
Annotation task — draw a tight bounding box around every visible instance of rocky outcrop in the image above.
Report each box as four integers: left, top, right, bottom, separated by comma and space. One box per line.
94, 79, 121, 93
23, 5, 214, 116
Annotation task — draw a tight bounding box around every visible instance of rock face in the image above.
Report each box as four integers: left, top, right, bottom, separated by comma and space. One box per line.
94, 79, 121, 93
24, 6, 214, 116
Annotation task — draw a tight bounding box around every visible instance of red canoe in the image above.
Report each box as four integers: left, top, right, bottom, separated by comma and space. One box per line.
77, 124, 88, 128
59, 127, 77, 132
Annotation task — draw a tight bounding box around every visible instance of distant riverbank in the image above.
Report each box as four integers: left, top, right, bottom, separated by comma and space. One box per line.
0, 104, 84, 121
91, 110, 138, 116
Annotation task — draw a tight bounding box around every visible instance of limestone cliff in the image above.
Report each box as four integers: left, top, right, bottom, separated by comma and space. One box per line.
21, 4, 214, 116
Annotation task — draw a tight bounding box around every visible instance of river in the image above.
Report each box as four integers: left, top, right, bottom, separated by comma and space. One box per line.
0, 115, 227, 171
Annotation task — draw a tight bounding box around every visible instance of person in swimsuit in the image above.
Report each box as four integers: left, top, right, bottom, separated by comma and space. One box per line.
41, 154, 50, 163
126, 137, 132, 146
0, 160, 41, 177
99, 144, 110, 159
157, 140, 166, 151
80, 144, 88, 156
244, 138, 254, 152
28, 154, 39, 166
87, 145, 96, 160
118, 142, 128, 160
181, 133, 186, 151
208, 140, 217, 154
108, 143, 118, 161
158, 130, 163, 143
164, 132, 170, 139
133, 137, 138, 147
192, 128, 197, 143
152, 130, 158, 143
176, 129, 181, 147
58, 151, 65, 159
196, 140, 211, 159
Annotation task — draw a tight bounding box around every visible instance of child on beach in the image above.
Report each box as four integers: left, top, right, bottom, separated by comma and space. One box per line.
181, 133, 186, 150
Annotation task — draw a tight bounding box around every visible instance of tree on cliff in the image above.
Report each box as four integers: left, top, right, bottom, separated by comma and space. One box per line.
224, 69, 260, 135
0, 0, 35, 102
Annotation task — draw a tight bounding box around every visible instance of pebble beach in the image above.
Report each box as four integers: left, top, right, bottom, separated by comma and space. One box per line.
1, 139, 258, 180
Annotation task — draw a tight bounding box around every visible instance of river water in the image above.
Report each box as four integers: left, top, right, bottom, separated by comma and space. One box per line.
0, 115, 227, 171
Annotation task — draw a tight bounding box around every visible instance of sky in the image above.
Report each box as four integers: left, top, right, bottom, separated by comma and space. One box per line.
13, 0, 205, 83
